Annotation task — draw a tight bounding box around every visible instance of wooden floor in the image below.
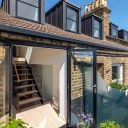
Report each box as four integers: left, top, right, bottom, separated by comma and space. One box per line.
15, 103, 66, 128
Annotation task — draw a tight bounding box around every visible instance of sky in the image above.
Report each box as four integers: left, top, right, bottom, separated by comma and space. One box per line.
0, 0, 127, 30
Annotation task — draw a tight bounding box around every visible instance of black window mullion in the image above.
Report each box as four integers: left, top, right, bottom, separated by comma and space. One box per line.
18, 0, 39, 8
67, 17, 77, 23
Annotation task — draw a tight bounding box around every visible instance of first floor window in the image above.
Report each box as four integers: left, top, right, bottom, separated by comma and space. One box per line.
124, 34, 128, 40
17, 0, 39, 22
66, 7, 78, 33
112, 28, 117, 37
94, 19, 101, 38
112, 64, 123, 83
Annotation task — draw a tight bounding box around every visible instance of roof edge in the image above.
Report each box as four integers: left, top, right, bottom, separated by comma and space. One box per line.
0, 24, 127, 52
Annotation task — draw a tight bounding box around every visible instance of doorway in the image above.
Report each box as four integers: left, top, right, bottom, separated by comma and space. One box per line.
12, 45, 67, 128
68, 49, 97, 127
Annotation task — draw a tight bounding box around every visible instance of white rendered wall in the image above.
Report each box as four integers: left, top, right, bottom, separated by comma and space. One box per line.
20, 47, 67, 120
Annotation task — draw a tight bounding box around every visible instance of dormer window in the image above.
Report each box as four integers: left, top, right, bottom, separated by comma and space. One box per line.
17, 0, 39, 22
94, 19, 100, 38
118, 30, 128, 41
110, 23, 118, 37
81, 14, 102, 39
124, 34, 128, 40
46, 0, 81, 34
66, 7, 78, 33
2, 0, 45, 24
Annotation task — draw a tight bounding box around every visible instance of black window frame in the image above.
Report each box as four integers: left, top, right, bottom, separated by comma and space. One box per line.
124, 31, 128, 41
110, 23, 118, 37
124, 33, 128, 40
16, 0, 41, 23
92, 16, 102, 39
66, 5, 79, 33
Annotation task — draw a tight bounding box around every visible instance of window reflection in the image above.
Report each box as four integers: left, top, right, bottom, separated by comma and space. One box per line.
66, 7, 78, 33
17, 0, 39, 22
94, 19, 100, 38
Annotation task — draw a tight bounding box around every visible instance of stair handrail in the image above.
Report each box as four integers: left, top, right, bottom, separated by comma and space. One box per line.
13, 60, 20, 83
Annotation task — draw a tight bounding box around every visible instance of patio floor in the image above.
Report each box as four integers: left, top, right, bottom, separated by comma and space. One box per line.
15, 103, 66, 128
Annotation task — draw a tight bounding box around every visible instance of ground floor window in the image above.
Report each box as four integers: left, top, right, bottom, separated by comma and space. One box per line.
112, 64, 123, 83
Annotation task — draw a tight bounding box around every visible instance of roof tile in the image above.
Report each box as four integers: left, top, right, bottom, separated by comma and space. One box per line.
0, 9, 127, 50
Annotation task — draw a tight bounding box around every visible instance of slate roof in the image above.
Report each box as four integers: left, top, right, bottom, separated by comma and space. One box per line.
0, 9, 128, 51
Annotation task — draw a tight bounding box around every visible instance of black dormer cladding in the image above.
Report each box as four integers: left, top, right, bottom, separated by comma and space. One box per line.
45, 0, 81, 34
82, 16, 92, 37
81, 14, 102, 39
118, 30, 128, 41
1, 0, 10, 13
46, 1, 63, 29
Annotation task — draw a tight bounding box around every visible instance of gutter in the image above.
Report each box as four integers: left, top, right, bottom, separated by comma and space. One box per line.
0, 24, 128, 52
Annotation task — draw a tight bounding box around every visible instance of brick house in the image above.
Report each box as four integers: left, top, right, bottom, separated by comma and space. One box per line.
0, 0, 128, 127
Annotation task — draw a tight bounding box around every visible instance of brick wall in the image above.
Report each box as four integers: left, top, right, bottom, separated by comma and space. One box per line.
0, 47, 5, 118
97, 56, 128, 84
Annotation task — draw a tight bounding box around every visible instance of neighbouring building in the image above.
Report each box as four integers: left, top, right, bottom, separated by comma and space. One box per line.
0, 0, 128, 127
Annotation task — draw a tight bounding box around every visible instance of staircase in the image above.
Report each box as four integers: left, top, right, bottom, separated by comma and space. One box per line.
13, 58, 43, 112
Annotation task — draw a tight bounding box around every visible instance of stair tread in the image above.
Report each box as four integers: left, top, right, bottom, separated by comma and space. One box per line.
17, 69, 29, 71
16, 65, 27, 67
15, 84, 35, 89
14, 79, 34, 82
13, 74, 31, 76
19, 97, 41, 106
19, 90, 38, 96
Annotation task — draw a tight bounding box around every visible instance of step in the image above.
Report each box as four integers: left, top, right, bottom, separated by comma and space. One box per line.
13, 74, 32, 77
16, 64, 27, 67
13, 57, 25, 62
18, 90, 38, 97
14, 79, 34, 83
19, 97, 41, 106
15, 84, 36, 89
17, 69, 29, 71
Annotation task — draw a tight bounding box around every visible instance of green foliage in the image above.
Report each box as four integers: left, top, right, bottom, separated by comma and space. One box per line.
0, 117, 32, 128
99, 121, 125, 128
109, 82, 128, 90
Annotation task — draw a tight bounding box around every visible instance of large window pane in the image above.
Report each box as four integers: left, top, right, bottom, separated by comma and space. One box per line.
67, 7, 77, 21
94, 20, 100, 29
112, 29, 117, 37
124, 34, 128, 40
94, 29, 100, 38
17, 1, 39, 21
66, 7, 78, 33
94, 19, 101, 38
67, 19, 77, 32
112, 64, 123, 82
19, 0, 38, 7
0, 43, 9, 122
70, 50, 94, 126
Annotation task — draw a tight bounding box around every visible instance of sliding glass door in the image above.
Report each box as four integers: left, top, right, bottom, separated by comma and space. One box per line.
68, 49, 97, 127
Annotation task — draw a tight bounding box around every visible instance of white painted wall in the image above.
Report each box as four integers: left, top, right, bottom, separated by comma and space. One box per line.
20, 47, 67, 120
20, 46, 27, 57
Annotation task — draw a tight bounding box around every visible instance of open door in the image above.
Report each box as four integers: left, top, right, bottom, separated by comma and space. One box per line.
67, 49, 97, 127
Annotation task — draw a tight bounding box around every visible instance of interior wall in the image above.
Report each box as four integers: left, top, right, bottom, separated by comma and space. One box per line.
42, 65, 53, 102
20, 47, 67, 120
19, 46, 27, 57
